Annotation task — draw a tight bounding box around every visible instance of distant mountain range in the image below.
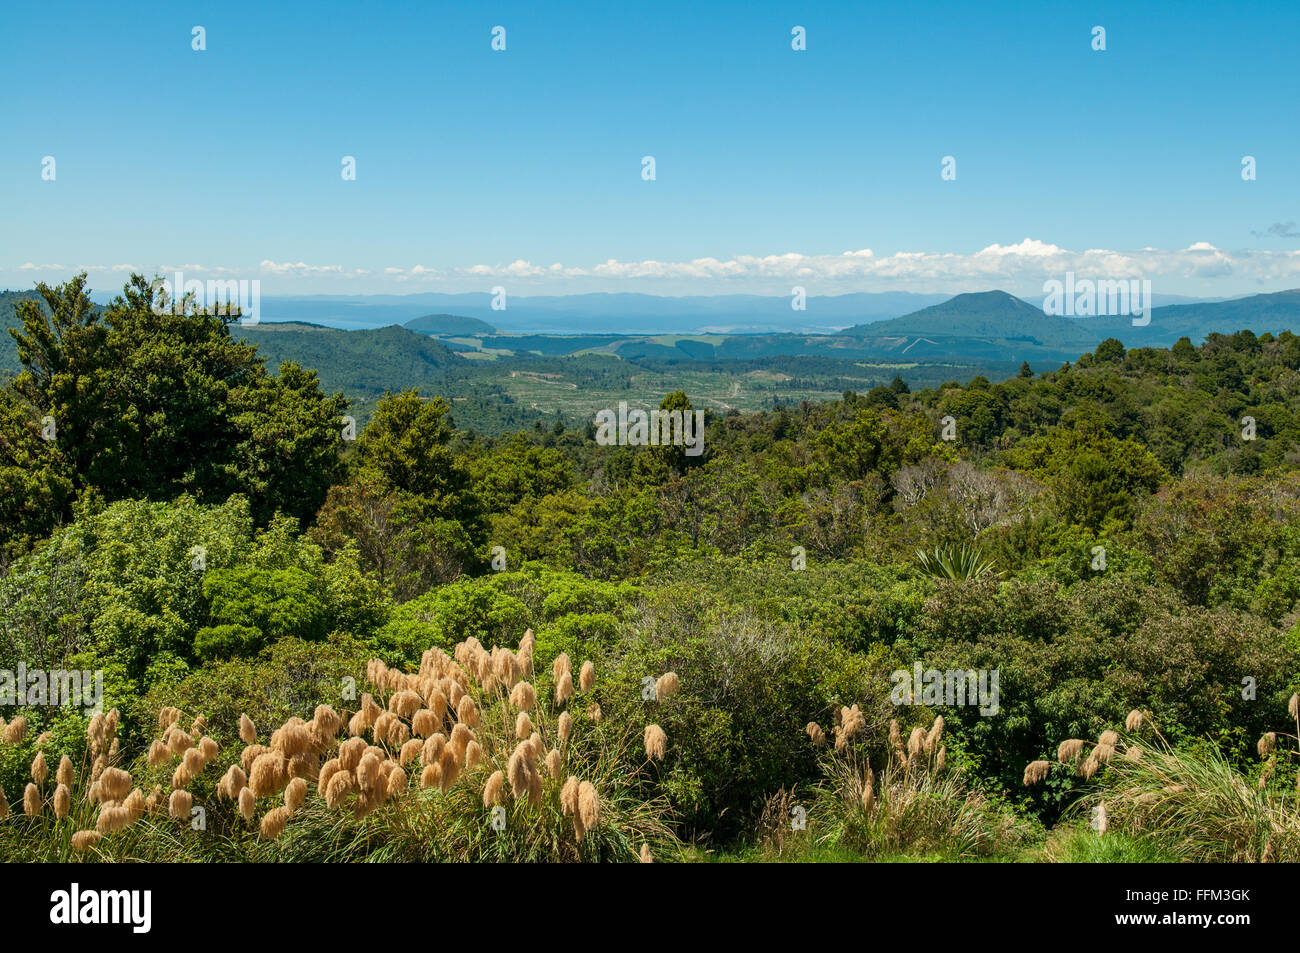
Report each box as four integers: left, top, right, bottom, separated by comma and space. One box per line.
1073, 289, 1300, 346
393, 289, 1300, 364
5, 286, 1300, 389
217, 289, 1226, 335
234, 291, 958, 334
52, 286, 1235, 334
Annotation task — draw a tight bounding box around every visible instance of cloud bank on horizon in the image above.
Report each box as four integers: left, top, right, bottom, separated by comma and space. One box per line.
10, 238, 1300, 299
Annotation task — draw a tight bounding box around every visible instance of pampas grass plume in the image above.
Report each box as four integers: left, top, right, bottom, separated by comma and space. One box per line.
438, 747, 460, 792
450, 722, 473, 761
166, 728, 193, 756
655, 672, 679, 701
96, 803, 131, 833
260, 805, 290, 840
339, 737, 366, 771
3, 715, 27, 744
389, 689, 423, 719
1023, 760, 1051, 785
577, 781, 600, 830
644, 724, 667, 760
840, 705, 865, 742
54, 783, 71, 819
411, 709, 438, 739
888, 719, 904, 760
507, 749, 528, 798
399, 738, 423, 766
510, 681, 537, 712
325, 770, 353, 808
284, 776, 307, 814
907, 726, 926, 761
98, 767, 131, 802
553, 653, 571, 683
1057, 739, 1085, 763
71, 831, 101, 852
249, 751, 287, 797
356, 752, 381, 793
560, 776, 579, 815
466, 740, 484, 770
555, 671, 574, 706
421, 763, 442, 790
240, 744, 269, 773
380, 764, 402, 796
860, 777, 875, 814
483, 770, 505, 807
457, 695, 479, 729
925, 716, 944, 753
421, 733, 446, 766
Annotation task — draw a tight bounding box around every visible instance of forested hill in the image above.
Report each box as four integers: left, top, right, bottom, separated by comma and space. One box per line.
1079, 288, 1300, 345
403, 313, 497, 336
230, 322, 466, 402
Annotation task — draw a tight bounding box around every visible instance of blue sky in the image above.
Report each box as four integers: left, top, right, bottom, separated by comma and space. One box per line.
3, 0, 1299, 297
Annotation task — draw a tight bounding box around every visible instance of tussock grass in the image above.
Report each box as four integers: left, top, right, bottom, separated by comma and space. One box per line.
758, 713, 1036, 861
1027, 700, 1300, 863
1079, 740, 1300, 862
0, 630, 683, 863
808, 751, 1035, 859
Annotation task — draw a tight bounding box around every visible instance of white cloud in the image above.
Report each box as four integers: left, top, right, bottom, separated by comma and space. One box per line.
430, 239, 1300, 292
10, 239, 1300, 295
258, 260, 343, 276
